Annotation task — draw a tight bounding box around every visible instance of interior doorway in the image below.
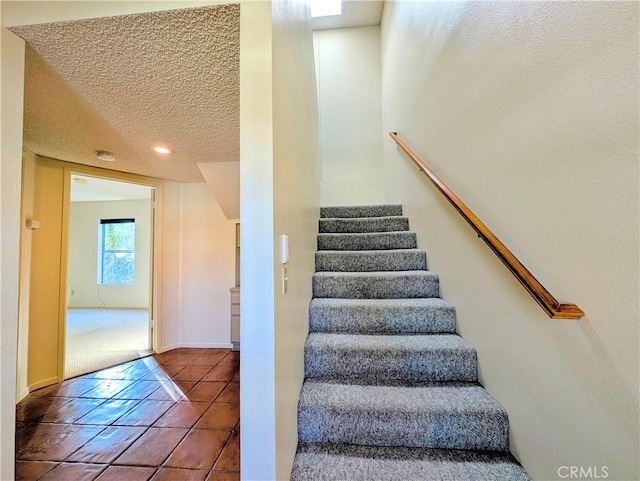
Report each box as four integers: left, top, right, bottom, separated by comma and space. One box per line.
65, 174, 155, 378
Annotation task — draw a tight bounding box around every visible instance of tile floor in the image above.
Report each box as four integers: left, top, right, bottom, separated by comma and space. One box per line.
16, 348, 240, 481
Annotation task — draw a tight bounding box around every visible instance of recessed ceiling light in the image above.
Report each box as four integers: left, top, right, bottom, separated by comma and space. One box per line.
151, 145, 174, 155
311, 0, 341, 18
95, 150, 117, 162
73, 177, 87, 184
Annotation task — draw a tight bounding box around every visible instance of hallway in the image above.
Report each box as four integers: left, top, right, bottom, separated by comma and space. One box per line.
16, 348, 239, 481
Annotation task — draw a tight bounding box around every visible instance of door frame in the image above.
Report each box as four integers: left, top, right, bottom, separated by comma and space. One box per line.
57, 162, 163, 381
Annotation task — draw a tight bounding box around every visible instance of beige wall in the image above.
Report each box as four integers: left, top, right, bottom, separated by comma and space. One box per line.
314, 26, 385, 206
17, 150, 36, 402
240, 1, 319, 479
26, 157, 66, 391
68, 200, 151, 308
272, 1, 319, 479
381, 2, 639, 479
0, 25, 25, 481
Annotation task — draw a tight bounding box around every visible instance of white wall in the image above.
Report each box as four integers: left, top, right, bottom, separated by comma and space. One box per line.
179, 183, 236, 347
240, 1, 320, 479
272, 1, 320, 479
159, 181, 236, 351
0, 26, 25, 481
240, 2, 276, 479
68, 200, 151, 308
381, 2, 639, 480
159, 180, 182, 350
314, 26, 385, 206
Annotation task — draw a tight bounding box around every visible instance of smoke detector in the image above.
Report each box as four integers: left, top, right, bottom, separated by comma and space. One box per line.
96, 150, 117, 162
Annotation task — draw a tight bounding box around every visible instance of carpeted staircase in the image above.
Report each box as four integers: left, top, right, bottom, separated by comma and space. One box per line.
291, 205, 530, 481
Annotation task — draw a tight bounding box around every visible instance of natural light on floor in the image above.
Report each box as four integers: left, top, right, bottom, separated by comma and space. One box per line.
65, 308, 151, 378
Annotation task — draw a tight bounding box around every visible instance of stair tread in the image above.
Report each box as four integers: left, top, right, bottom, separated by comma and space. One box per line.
300, 378, 505, 413
317, 248, 425, 254
320, 216, 407, 221
320, 205, 403, 219
306, 332, 474, 352
298, 379, 509, 450
316, 249, 427, 272
310, 297, 453, 308
318, 231, 418, 251
319, 216, 410, 234
305, 333, 477, 382
313, 271, 440, 299
292, 443, 530, 481
313, 270, 435, 278
309, 298, 457, 334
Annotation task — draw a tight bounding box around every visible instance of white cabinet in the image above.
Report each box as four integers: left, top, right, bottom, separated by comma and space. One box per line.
230, 286, 240, 351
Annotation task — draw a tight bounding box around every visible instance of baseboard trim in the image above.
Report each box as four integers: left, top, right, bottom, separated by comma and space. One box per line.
28, 376, 59, 393
17, 387, 30, 403
158, 342, 233, 353
158, 343, 181, 353
181, 342, 233, 349
68, 306, 149, 310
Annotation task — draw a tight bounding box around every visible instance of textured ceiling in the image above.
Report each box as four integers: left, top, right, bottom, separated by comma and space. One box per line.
313, 1, 384, 30
11, 1, 382, 183
12, 4, 240, 183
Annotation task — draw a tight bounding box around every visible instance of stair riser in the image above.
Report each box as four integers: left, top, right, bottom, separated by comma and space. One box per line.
309, 302, 457, 334
321, 205, 403, 219
318, 232, 417, 251
298, 408, 509, 451
304, 348, 477, 382
313, 274, 440, 299
291, 444, 531, 481
320, 217, 409, 234
315, 251, 427, 272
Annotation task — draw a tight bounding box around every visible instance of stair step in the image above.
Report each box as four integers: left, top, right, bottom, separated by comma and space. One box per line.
318, 232, 417, 251
319, 217, 409, 234
313, 271, 440, 299
320, 204, 403, 219
292, 443, 531, 481
298, 379, 509, 451
309, 298, 457, 334
304, 333, 477, 382
315, 249, 427, 272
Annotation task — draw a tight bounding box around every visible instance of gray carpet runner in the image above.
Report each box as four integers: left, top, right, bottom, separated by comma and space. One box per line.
292, 204, 530, 481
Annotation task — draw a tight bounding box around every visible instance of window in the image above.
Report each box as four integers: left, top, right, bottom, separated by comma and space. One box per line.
98, 218, 135, 284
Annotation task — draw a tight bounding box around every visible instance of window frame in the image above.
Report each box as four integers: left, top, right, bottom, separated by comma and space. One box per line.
97, 218, 136, 285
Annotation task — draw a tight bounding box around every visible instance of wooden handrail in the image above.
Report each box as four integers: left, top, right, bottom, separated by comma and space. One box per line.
389, 132, 584, 320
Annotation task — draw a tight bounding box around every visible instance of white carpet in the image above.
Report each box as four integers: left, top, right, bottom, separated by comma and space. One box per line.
65, 308, 152, 379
